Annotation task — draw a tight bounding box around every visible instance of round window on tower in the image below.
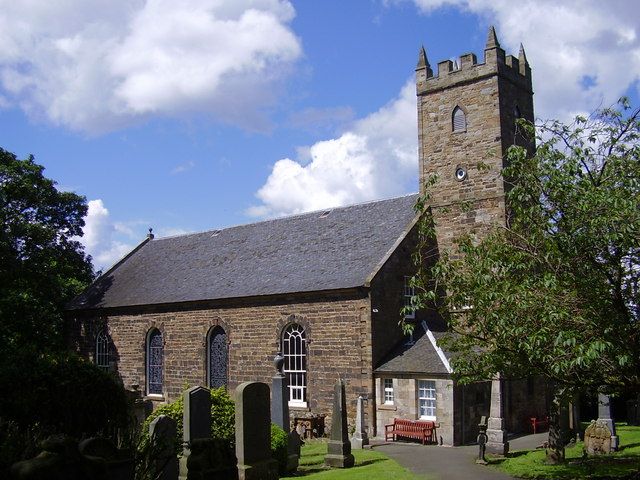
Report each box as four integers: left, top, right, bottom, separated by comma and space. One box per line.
455, 166, 467, 181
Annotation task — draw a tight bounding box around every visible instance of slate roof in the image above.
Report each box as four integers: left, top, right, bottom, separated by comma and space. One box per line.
375, 325, 451, 376
69, 194, 419, 310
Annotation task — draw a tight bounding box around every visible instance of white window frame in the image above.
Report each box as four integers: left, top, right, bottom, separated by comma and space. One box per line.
418, 380, 437, 420
404, 276, 415, 319
383, 378, 394, 405
282, 323, 307, 408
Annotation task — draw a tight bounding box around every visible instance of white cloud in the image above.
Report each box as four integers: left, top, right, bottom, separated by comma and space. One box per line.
407, 0, 640, 122
171, 160, 196, 175
82, 199, 136, 271
248, 81, 418, 217
0, 0, 301, 134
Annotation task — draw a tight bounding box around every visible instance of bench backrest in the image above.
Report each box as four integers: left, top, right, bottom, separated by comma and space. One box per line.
393, 418, 435, 429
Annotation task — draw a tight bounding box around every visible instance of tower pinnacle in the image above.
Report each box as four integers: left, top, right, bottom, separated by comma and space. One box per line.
485, 25, 500, 49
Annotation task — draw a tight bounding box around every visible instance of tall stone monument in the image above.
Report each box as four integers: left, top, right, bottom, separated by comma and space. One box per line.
271, 351, 289, 433
235, 382, 278, 480
486, 374, 509, 456
597, 393, 619, 451
324, 379, 354, 468
179, 386, 211, 480
350, 395, 369, 449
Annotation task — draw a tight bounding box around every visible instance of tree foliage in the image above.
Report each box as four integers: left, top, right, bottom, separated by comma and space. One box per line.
0, 148, 94, 351
408, 100, 640, 397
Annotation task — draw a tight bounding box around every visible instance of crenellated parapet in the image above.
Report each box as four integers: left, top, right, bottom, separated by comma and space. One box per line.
416, 26, 532, 96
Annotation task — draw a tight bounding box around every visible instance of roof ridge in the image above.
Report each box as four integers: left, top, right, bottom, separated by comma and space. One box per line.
154, 192, 419, 242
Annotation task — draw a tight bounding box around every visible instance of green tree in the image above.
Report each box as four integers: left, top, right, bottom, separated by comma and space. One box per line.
407, 100, 640, 461
0, 148, 94, 351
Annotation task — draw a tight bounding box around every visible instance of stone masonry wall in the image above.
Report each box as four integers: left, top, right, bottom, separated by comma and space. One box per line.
375, 376, 455, 445
68, 291, 374, 432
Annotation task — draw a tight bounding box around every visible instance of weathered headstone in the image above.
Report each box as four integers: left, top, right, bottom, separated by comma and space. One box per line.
476, 416, 488, 465
486, 374, 509, 456
350, 395, 369, 449
597, 393, 619, 451
324, 379, 354, 468
286, 430, 302, 472
150, 415, 179, 480
271, 351, 289, 433
235, 382, 278, 480
584, 420, 613, 455
179, 386, 212, 480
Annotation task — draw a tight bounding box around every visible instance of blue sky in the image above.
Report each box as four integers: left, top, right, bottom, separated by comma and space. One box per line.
1, 0, 639, 270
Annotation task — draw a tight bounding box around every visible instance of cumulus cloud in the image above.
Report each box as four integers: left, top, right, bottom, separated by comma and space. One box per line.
248, 81, 418, 217
82, 199, 136, 271
0, 0, 301, 134
407, 0, 640, 122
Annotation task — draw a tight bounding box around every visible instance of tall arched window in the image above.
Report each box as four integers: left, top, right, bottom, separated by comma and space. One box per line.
452, 106, 466, 132
95, 329, 113, 371
147, 329, 163, 395
207, 326, 227, 389
281, 323, 307, 406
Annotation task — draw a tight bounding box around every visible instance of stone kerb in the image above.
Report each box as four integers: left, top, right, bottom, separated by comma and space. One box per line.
235, 381, 278, 480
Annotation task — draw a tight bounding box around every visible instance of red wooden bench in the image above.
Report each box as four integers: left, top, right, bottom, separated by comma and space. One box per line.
384, 418, 438, 445
528, 415, 549, 434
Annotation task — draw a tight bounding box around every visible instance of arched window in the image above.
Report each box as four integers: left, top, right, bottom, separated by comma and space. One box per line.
452, 106, 466, 132
147, 329, 163, 395
207, 326, 227, 389
281, 323, 307, 406
95, 329, 113, 371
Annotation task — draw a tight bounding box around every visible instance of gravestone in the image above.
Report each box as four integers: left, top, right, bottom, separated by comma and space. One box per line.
286, 431, 302, 472
324, 379, 354, 468
235, 382, 278, 480
179, 386, 212, 480
10, 435, 134, 480
486, 374, 509, 456
271, 351, 289, 433
584, 420, 613, 455
150, 415, 179, 480
350, 395, 369, 449
596, 393, 619, 451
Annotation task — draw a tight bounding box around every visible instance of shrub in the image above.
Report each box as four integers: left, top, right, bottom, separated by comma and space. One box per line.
0, 347, 131, 473
0, 348, 130, 437
270, 423, 288, 474
140, 387, 234, 453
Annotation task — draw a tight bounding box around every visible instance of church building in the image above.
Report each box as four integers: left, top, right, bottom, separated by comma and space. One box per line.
67, 27, 548, 446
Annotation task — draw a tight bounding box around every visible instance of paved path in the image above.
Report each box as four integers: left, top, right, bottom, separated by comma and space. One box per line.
372, 433, 548, 480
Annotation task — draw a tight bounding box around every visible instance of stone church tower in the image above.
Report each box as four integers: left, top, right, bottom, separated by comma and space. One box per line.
416, 26, 534, 251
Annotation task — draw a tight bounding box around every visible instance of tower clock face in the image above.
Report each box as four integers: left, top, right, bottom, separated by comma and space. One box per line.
455, 166, 467, 181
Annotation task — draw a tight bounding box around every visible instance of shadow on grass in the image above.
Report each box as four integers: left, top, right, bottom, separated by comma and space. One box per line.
506, 450, 530, 458
619, 442, 640, 452
292, 457, 387, 477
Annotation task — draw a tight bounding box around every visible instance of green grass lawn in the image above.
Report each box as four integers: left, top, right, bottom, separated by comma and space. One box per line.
283, 439, 427, 480
490, 423, 640, 479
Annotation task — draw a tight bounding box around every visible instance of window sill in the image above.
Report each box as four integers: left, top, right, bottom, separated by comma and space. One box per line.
144, 394, 165, 402
420, 416, 437, 421
378, 404, 397, 411
289, 402, 309, 411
